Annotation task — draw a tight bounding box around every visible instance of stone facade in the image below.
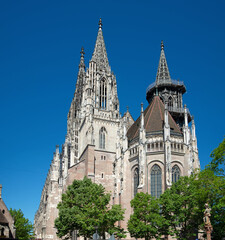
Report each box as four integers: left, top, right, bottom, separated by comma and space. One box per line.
34, 19, 200, 240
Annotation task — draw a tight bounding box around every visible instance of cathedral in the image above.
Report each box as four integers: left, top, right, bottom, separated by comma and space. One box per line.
34, 19, 200, 240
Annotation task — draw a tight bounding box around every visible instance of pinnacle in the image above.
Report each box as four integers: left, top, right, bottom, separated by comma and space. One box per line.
156, 41, 171, 84
80, 47, 85, 58
79, 47, 85, 71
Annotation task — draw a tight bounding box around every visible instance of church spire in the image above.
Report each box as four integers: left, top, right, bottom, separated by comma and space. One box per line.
72, 47, 86, 115
91, 18, 110, 72
156, 41, 171, 85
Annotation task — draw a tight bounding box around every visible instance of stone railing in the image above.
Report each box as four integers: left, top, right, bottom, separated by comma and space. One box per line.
129, 146, 138, 157
146, 141, 184, 153
146, 142, 164, 152
146, 79, 185, 93
168, 106, 190, 115
129, 141, 185, 156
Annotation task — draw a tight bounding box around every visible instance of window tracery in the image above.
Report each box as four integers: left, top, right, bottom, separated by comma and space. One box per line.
151, 164, 162, 198
168, 96, 173, 107
134, 168, 139, 196
99, 127, 106, 149
100, 79, 107, 109
172, 165, 181, 183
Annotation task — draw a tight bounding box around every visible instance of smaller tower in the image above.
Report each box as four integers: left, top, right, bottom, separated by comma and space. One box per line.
146, 41, 190, 127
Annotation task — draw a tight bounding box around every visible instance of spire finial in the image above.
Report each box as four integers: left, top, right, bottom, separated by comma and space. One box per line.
80, 47, 85, 58
98, 18, 102, 29
161, 40, 164, 50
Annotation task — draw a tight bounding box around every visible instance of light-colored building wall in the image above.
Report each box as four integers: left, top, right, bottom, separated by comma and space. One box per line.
34, 20, 200, 240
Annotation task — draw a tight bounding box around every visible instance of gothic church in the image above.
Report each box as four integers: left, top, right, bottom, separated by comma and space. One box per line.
34, 19, 200, 239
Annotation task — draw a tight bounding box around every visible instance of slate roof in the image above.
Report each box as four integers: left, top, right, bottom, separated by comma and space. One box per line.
127, 96, 181, 141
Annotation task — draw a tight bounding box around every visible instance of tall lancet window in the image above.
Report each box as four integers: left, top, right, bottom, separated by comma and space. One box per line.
99, 127, 106, 149
100, 79, 107, 109
168, 96, 173, 108
172, 165, 181, 183
134, 168, 139, 196
151, 164, 162, 198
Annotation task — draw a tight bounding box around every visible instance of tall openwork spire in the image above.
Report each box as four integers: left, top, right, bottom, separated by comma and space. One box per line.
73, 47, 85, 112
156, 41, 171, 84
91, 18, 110, 71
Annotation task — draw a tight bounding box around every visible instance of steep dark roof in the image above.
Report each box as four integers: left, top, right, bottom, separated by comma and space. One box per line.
0, 210, 9, 224
127, 96, 181, 141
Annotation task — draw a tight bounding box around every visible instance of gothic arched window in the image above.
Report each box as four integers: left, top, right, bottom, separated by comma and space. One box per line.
168, 96, 173, 108
151, 164, 162, 198
134, 168, 139, 196
172, 165, 181, 183
100, 79, 107, 109
99, 127, 106, 149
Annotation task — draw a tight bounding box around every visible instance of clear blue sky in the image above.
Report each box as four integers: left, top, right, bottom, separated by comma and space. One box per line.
0, 0, 224, 223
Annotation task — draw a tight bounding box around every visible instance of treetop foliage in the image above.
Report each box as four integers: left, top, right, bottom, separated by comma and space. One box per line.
9, 208, 34, 240
128, 138, 225, 240
207, 137, 225, 176
128, 192, 168, 240
55, 176, 126, 239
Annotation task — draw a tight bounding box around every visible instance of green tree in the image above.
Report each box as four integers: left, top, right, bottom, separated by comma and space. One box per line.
55, 176, 126, 239
9, 208, 34, 240
196, 169, 225, 239
159, 170, 225, 240
207, 137, 225, 176
128, 192, 168, 240
202, 137, 225, 238
159, 175, 200, 240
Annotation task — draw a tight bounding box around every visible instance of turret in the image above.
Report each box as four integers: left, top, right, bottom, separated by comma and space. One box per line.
146, 41, 188, 127
164, 101, 170, 140
139, 103, 146, 144
183, 104, 190, 145
191, 116, 198, 152
140, 103, 144, 130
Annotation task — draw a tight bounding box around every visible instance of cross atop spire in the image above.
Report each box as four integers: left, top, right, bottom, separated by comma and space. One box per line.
91, 18, 110, 72
156, 41, 171, 85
